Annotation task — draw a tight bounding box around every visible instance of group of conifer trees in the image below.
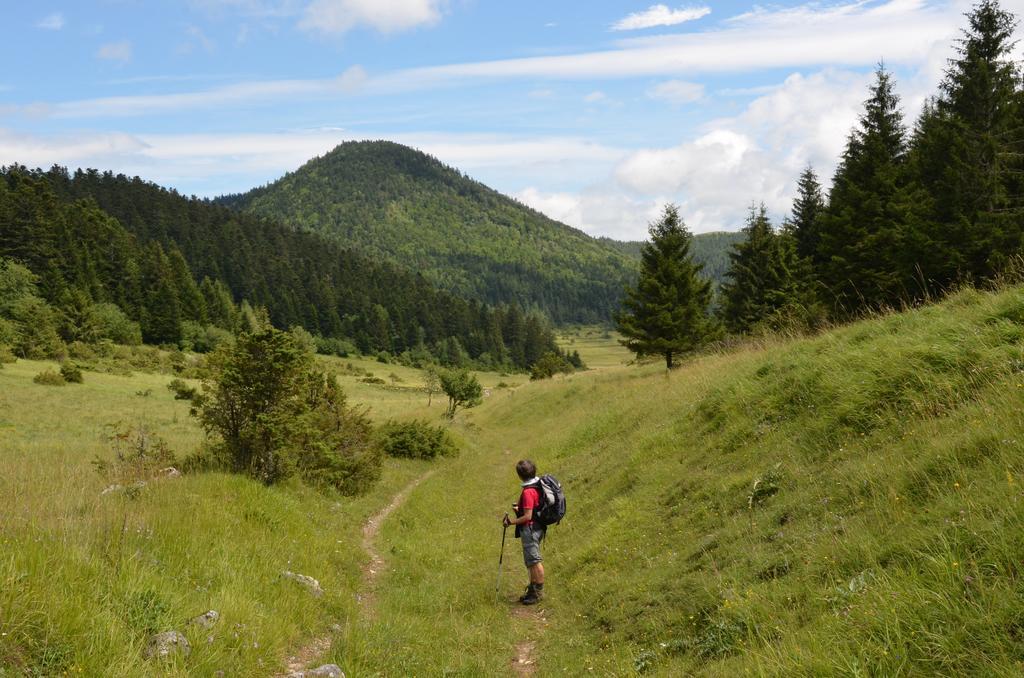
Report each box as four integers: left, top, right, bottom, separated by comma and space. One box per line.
0, 166, 560, 370
618, 0, 1024, 367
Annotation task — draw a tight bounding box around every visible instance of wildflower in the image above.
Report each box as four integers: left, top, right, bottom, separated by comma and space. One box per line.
954, 482, 960, 489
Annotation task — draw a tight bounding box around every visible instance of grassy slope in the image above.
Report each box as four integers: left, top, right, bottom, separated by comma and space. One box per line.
7, 286, 1024, 675
331, 285, 1024, 676
0, 359, 439, 676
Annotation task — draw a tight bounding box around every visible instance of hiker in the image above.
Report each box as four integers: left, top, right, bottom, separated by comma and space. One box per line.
503, 459, 546, 605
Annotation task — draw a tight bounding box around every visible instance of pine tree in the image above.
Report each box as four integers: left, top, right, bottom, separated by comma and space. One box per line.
783, 167, 826, 265
141, 244, 182, 345
615, 204, 717, 368
911, 0, 1024, 282
721, 205, 791, 333
818, 66, 919, 313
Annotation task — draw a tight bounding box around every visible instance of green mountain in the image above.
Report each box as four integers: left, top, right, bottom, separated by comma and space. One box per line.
219, 141, 638, 324
1, 166, 559, 369
601, 230, 746, 286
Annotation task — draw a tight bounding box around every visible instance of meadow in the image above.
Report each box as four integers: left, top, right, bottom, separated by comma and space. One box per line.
5, 286, 1024, 675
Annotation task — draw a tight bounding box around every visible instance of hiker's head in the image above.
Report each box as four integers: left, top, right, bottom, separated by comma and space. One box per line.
516, 459, 537, 481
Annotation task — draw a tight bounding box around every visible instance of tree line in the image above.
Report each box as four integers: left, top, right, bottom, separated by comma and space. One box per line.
0, 166, 560, 370
618, 0, 1024, 367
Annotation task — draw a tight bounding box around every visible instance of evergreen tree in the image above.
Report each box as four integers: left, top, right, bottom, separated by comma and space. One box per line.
818, 66, 920, 313
141, 244, 182, 345
784, 167, 826, 265
615, 204, 717, 368
721, 204, 821, 334
911, 0, 1024, 283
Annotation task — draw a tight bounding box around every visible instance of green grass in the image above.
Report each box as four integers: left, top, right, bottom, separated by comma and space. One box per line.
8, 286, 1024, 675
556, 327, 632, 370
325, 286, 1024, 675
0, 359, 434, 676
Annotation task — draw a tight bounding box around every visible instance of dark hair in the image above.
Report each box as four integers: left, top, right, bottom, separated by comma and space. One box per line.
515, 459, 536, 480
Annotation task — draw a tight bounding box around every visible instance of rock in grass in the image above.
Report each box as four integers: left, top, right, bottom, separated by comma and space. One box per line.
289, 665, 344, 678
144, 630, 191, 659
159, 467, 182, 479
188, 610, 219, 629
282, 570, 324, 597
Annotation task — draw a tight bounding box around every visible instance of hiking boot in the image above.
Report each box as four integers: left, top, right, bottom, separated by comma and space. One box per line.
519, 584, 535, 604
521, 583, 543, 605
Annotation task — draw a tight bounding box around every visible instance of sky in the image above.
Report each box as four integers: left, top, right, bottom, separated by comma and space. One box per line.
2, 0, 1021, 239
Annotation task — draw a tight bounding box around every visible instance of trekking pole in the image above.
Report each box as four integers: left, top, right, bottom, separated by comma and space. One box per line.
495, 516, 509, 600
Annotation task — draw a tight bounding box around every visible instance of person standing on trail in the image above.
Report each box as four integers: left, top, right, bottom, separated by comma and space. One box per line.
503, 459, 545, 605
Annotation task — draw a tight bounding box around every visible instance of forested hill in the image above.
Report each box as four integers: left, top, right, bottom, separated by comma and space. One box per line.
600, 230, 745, 285
0, 166, 560, 369
218, 141, 638, 324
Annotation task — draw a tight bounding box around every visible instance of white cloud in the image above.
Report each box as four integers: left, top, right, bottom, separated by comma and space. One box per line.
614, 69, 873, 232
16, 0, 968, 119
0, 128, 623, 199
647, 80, 705, 104
45, 67, 365, 117
37, 12, 65, 30
392, 0, 956, 83
179, 26, 216, 55
515, 186, 666, 239
583, 90, 607, 103
299, 0, 443, 35
612, 4, 711, 31
96, 41, 133, 64
515, 187, 583, 226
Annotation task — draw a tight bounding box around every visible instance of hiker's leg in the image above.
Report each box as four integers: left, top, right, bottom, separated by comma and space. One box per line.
529, 562, 544, 585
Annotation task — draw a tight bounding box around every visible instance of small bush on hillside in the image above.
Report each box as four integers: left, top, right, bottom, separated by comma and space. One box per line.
59, 362, 83, 383
377, 420, 457, 460
33, 369, 65, 386
0, 345, 15, 364
314, 335, 355, 357
166, 378, 198, 401
530, 352, 574, 380
194, 327, 381, 492
361, 376, 385, 385
93, 423, 177, 485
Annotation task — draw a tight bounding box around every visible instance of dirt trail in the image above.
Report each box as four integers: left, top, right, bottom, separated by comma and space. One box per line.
358, 470, 435, 616
510, 606, 544, 676
275, 471, 434, 676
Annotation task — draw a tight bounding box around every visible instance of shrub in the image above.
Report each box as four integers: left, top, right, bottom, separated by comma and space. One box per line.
59, 362, 83, 384
180, 321, 233, 353
0, 345, 15, 364
93, 423, 176, 485
193, 327, 381, 492
377, 420, 457, 459
33, 369, 65, 386
166, 378, 198, 401
361, 376, 386, 385
530, 352, 573, 380
92, 303, 143, 345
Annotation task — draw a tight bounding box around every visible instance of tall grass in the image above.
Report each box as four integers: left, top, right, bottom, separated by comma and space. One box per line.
334, 285, 1024, 675
0, 360, 433, 676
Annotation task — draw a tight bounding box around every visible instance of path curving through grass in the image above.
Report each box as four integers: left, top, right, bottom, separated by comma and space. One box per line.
359, 470, 435, 617
276, 470, 435, 676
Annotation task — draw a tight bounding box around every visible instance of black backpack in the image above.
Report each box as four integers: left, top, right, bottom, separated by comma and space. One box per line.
532, 475, 566, 526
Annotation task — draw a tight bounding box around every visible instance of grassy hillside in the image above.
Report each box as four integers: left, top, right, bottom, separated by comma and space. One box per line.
328, 284, 1024, 675
7, 285, 1024, 675
0, 354, 498, 676
219, 141, 638, 324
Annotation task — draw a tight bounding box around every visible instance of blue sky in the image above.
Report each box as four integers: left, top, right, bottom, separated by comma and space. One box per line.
0, 0, 1014, 238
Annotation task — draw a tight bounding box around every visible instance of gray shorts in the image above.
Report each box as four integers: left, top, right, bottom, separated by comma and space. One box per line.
520, 524, 545, 566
